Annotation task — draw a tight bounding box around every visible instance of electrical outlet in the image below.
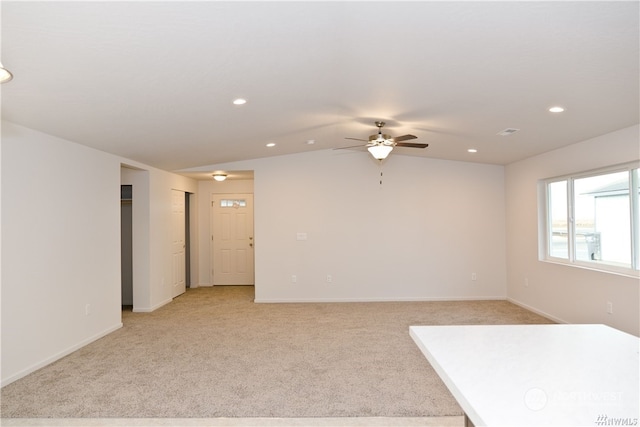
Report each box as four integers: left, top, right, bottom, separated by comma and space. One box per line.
607, 301, 613, 314
524, 277, 529, 287
326, 274, 332, 283
85, 304, 91, 316
471, 273, 477, 281
291, 275, 297, 283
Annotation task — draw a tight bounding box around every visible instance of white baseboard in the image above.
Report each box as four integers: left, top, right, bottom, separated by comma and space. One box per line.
1, 323, 123, 388
506, 297, 568, 324
133, 298, 172, 313
255, 296, 507, 303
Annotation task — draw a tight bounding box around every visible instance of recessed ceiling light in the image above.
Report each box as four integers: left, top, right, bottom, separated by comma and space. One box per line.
266, 142, 276, 148
468, 149, 478, 153
306, 139, 315, 145
549, 106, 564, 113
233, 98, 247, 105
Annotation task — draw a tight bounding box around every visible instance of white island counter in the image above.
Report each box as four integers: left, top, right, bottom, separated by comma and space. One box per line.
410, 324, 639, 427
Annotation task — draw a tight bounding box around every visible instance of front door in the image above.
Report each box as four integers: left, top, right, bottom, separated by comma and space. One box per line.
211, 193, 254, 285
171, 189, 186, 298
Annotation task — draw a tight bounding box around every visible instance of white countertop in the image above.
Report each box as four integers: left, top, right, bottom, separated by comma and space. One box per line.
410, 324, 639, 427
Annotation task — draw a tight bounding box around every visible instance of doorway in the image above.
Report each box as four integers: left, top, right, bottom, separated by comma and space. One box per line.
171, 189, 187, 298
121, 185, 133, 308
211, 193, 255, 285
185, 192, 191, 288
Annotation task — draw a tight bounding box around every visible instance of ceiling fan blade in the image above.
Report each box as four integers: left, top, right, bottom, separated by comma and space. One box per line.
395, 142, 429, 149
333, 144, 367, 150
393, 134, 417, 142
345, 137, 369, 142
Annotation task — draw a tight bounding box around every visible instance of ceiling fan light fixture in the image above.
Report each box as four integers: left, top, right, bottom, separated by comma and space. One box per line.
212, 173, 227, 182
368, 144, 393, 160
0, 62, 13, 83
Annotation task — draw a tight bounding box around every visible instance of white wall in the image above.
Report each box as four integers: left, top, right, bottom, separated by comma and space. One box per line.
505, 124, 640, 336
1, 122, 122, 386
195, 149, 507, 302
1, 122, 198, 385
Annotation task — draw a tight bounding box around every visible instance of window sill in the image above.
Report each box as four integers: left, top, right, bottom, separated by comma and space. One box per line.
541, 258, 640, 280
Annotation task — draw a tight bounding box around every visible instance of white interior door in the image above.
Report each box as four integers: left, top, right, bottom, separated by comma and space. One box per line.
171, 189, 186, 298
211, 193, 254, 285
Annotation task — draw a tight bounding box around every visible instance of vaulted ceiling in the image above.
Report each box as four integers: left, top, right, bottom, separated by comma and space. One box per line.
1, 1, 638, 173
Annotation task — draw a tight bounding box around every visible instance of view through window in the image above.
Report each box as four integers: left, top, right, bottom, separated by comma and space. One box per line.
543, 163, 639, 275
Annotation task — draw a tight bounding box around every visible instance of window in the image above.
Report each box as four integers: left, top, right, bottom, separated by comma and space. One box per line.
220, 199, 246, 208
548, 180, 569, 259
542, 162, 640, 276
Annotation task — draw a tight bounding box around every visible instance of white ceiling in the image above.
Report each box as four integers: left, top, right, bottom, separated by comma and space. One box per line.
2, 1, 638, 175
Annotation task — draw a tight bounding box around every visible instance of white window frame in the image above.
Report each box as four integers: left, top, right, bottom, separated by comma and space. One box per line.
540, 161, 640, 278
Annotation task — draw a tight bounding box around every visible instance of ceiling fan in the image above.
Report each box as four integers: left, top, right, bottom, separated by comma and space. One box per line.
339, 121, 429, 160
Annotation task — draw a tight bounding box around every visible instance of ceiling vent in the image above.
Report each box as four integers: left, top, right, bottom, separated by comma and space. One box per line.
497, 128, 520, 136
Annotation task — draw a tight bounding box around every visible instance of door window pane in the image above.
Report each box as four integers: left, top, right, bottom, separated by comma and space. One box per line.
220, 199, 246, 208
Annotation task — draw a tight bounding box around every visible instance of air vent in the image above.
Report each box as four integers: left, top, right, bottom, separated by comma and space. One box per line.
497, 128, 520, 136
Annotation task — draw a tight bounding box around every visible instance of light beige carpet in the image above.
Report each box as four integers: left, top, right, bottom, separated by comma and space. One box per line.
1, 286, 553, 418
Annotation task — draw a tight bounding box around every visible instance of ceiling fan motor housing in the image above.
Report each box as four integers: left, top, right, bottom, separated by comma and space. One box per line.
369, 133, 394, 145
